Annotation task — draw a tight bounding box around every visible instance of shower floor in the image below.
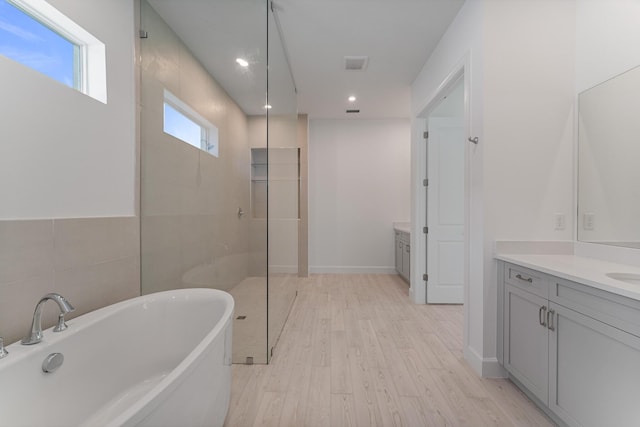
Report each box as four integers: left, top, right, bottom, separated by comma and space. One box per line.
228, 274, 299, 364
228, 277, 267, 363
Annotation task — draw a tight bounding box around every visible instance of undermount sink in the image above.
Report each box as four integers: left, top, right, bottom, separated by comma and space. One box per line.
606, 273, 640, 286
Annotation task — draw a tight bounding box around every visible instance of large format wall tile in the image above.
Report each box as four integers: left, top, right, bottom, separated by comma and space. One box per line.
0, 220, 53, 284
54, 217, 138, 270
0, 217, 140, 346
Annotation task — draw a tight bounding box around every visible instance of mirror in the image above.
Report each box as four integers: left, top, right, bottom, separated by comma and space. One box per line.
577, 65, 640, 248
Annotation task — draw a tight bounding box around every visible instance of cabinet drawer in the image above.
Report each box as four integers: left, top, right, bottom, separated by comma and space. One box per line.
550, 277, 640, 338
400, 232, 410, 244
504, 263, 549, 299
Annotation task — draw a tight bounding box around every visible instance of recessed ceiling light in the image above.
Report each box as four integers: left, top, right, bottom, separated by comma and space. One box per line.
264, 104, 272, 109
348, 95, 356, 102
236, 58, 249, 67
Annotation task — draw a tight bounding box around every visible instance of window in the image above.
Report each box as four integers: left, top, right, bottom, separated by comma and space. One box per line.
0, 0, 106, 103
163, 90, 219, 157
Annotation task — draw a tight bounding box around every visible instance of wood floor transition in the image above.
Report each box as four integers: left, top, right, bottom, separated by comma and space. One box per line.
224, 274, 554, 427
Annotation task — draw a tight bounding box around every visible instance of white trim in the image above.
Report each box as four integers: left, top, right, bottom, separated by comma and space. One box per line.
412, 55, 471, 305
269, 265, 299, 274
412, 52, 474, 373
309, 266, 398, 274
464, 345, 507, 378
10, 0, 107, 103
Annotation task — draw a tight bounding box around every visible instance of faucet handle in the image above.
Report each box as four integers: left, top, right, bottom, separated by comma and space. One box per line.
0, 337, 8, 359
53, 313, 69, 332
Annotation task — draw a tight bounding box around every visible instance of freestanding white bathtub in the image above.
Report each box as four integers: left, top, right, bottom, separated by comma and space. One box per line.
0, 288, 234, 427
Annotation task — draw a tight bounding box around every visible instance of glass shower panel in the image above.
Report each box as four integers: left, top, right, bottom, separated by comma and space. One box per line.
267, 4, 299, 362
139, 0, 269, 364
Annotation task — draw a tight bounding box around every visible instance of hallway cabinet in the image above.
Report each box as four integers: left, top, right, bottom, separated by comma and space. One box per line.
394, 230, 410, 283
500, 261, 640, 427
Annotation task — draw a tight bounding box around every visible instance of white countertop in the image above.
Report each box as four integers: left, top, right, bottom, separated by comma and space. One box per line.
393, 222, 411, 234
496, 253, 640, 302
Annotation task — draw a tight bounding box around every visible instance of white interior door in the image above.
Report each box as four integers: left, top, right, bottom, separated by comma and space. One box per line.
426, 115, 464, 304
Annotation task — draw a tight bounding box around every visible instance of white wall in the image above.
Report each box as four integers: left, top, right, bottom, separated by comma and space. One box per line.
0, 0, 136, 219
483, 0, 576, 376
412, 0, 577, 376
309, 119, 410, 273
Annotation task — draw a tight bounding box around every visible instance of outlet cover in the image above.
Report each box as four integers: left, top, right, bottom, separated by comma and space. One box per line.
583, 213, 595, 230
554, 213, 566, 230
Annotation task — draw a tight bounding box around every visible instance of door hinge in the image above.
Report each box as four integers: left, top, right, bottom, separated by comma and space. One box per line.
139, 30, 149, 39
423, 273, 428, 281
423, 178, 428, 187
423, 131, 429, 139
423, 226, 428, 234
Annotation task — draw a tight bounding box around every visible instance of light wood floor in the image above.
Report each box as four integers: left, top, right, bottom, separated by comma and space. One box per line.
224, 274, 554, 427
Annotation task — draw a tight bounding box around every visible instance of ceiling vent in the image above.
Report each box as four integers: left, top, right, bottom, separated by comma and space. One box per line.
343, 56, 368, 71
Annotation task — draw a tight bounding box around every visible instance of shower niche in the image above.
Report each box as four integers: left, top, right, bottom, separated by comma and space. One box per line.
251, 147, 300, 220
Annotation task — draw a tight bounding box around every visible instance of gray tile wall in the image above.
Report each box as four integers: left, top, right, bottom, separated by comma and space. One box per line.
0, 217, 140, 345
140, 2, 251, 296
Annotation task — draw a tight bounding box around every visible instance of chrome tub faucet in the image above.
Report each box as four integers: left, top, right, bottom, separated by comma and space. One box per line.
22, 293, 75, 345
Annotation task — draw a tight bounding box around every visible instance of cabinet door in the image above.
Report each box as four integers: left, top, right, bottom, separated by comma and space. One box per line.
549, 303, 640, 427
395, 236, 403, 275
402, 241, 410, 281
504, 284, 549, 403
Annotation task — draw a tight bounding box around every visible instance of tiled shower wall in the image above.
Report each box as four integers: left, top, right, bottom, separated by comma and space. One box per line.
0, 217, 140, 345
139, 2, 252, 295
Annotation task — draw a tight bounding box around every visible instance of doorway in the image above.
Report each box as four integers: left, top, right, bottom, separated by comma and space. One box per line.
424, 79, 464, 304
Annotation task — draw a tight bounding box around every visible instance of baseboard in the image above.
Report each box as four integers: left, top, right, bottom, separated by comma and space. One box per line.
464, 345, 507, 378
509, 374, 568, 426
309, 266, 397, 274
269, 265, 298, 274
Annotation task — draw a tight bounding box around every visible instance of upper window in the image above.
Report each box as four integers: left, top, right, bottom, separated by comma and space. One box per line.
0, 0, 106, 103
163, 90, 219, 157
0, 0, 78, 88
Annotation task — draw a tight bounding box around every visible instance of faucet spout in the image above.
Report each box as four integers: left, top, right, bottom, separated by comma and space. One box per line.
21, 293, 75, 345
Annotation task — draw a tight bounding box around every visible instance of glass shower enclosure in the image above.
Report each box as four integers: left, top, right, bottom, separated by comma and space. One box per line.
138, 0, 299, 364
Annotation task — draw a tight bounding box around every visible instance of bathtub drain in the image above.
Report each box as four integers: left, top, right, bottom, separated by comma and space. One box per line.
42, 352, 64, 373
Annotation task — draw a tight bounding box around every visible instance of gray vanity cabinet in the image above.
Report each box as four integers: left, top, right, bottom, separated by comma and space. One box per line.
548, 302, 640, 427
500, 261, 640, 427
395, 231, 403, 275
402, 239, 410, 281
394, 230, 410, 283
503, 283, 549, 403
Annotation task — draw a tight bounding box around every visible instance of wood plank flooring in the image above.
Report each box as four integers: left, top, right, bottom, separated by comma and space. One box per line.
224, 274, 554, 427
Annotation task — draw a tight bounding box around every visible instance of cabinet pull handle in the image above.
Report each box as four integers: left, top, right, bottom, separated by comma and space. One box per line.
539, 305, 547, 327
405, 244, 410, 252
547, 309, 555, 331
515, 273, 533, 283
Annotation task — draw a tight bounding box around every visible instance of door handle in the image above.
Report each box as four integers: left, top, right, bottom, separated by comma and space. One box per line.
547, 309, 555, 331
515, 274, 533, 283
539, 305, 547, 327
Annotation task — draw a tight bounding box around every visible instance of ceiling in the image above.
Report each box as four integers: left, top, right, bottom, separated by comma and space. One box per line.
147, 0, 465, 119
